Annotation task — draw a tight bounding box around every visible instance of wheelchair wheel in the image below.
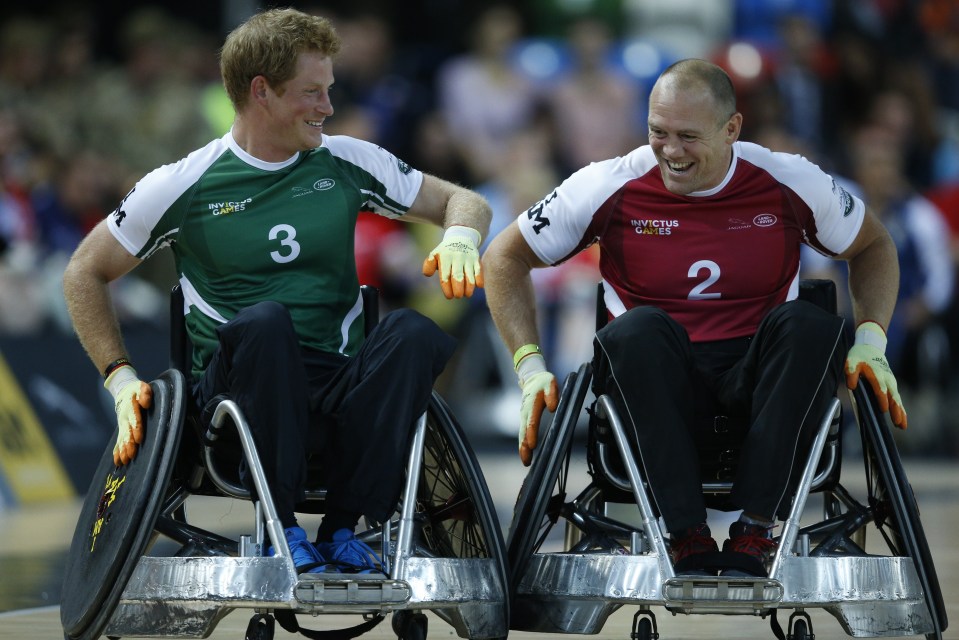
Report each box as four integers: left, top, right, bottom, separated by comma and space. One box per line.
789, 618, 810, 640
506, 362, 592, 590
60, 369, 187, 640
633, 617, 654, 640
852, 384, 948, 640
414, 392, 509, 615
392, 611, 428, 640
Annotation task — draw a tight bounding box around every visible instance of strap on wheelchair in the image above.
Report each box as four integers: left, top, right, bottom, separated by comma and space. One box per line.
769, 609, 786, 640
269, 610, 385, 640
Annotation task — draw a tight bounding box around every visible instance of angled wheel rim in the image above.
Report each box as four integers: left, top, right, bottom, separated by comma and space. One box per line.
507, 363, 592, 590
853, 384, 947, 638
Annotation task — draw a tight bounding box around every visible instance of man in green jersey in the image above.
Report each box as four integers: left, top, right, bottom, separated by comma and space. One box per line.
62, 8, 490, 574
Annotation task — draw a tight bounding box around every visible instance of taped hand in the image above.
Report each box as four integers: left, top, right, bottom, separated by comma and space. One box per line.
104, 365, 153, 466
515, 350, 558, 466
845, 321, 907, 429
422, 225, 483, 299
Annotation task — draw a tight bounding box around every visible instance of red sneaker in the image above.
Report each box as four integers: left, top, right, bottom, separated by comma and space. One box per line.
670, 523, 719, 575
721, 521, 776, 577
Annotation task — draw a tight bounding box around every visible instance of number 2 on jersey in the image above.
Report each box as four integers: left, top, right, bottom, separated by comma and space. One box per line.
269, 224, 301, 264
688, 259, 721, 299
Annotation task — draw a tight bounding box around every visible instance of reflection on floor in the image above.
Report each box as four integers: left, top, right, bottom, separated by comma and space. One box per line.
2, 455, 957, 635
0, 551, 67, 611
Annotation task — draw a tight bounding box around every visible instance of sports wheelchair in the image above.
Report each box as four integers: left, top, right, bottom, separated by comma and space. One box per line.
60, 286, 508, 640
506, 280, 947, 640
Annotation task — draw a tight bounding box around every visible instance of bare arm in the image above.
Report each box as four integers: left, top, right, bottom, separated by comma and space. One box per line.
837, 206, 909, 428
836, 208, 900, 329
482, 220, 549, 355
62, 219, 143, 374
408, 173, 492, 298
405, 173, 491, 239
484, 219, 559, 464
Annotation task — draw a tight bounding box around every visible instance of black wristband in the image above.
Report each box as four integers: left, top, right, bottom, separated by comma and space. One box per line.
103, 358, 132, 379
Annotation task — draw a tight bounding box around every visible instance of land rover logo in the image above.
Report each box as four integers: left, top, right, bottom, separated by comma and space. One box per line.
753, 213, 777, 227
314, 179, 335, 191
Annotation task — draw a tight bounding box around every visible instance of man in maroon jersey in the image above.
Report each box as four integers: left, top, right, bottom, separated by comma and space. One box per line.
483, 58, 906, 577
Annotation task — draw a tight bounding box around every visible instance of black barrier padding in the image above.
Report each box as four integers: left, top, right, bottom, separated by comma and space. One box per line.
60, 369, 186, 640
0, 324, 171, 493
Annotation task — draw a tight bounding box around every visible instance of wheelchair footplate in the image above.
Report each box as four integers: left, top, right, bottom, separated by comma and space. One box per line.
662, 576, 784, 615
295, 574, 412, 612
104, 558, 413, 637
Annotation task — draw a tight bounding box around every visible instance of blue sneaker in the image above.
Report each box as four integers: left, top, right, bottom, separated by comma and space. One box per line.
268, 526, 326, 574
316, 528, 384, 574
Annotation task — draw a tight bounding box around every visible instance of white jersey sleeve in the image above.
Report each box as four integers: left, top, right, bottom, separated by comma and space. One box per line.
322, 135, 424, 218
740, 143, 865, 255
108, 136, 229, 258
517, 148, 658, 265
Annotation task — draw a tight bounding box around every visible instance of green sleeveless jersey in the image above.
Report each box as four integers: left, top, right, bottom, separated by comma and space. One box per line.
107, 132, 423, 375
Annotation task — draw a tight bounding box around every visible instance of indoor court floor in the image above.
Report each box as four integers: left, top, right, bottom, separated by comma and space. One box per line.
1, 452, 956, 640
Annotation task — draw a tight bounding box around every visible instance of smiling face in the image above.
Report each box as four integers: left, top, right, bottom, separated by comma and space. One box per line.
256, 51, 335, 158
647, 76, 741, 195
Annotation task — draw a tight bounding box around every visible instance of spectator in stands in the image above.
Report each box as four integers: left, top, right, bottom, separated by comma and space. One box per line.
28, 9, 101, 159
331, 13, 429, 159
870, 73, 959, 189
436, 4, 540, 184
849, 125, 955, 381
81, 7, 213, 186
920, 0, 959, 114
31, 152, 116, 256
0, 106, 44, 334
547, 16, 643, 176
770, 12, 830, 159
804, 121, 955, 385
0, 16, 52, 120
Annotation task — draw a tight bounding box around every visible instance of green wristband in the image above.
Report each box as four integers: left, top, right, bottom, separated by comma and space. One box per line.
513, 344, 542, 370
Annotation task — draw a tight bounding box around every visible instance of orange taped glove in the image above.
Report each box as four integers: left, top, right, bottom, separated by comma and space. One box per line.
422, 226, 483, 299
516, 352, 558, 466
104, 365, 152, 466
845, 321, 907, 429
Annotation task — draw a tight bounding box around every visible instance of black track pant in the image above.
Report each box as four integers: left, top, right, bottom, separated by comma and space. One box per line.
593, 300, 844, 533
193, 302, 456, 527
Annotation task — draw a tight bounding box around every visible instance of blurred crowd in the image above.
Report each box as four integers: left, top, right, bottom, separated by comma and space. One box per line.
1, 0, 958, 454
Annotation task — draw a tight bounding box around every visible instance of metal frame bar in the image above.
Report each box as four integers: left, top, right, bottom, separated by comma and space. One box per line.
596, 394, 674, 580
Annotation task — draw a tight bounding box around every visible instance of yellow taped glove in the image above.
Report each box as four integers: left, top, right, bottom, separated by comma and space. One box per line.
422, 225, 483, 299
845, 321, 907, 429
516, 352, 558, 467
104, 365, 153, 466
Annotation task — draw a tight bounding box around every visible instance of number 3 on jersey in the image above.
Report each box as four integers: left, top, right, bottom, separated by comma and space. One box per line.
688, 259, 721, 299
269, 224, 301, 264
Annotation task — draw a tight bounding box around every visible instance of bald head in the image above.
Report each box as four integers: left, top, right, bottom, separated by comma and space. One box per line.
653, 59, 737, 125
